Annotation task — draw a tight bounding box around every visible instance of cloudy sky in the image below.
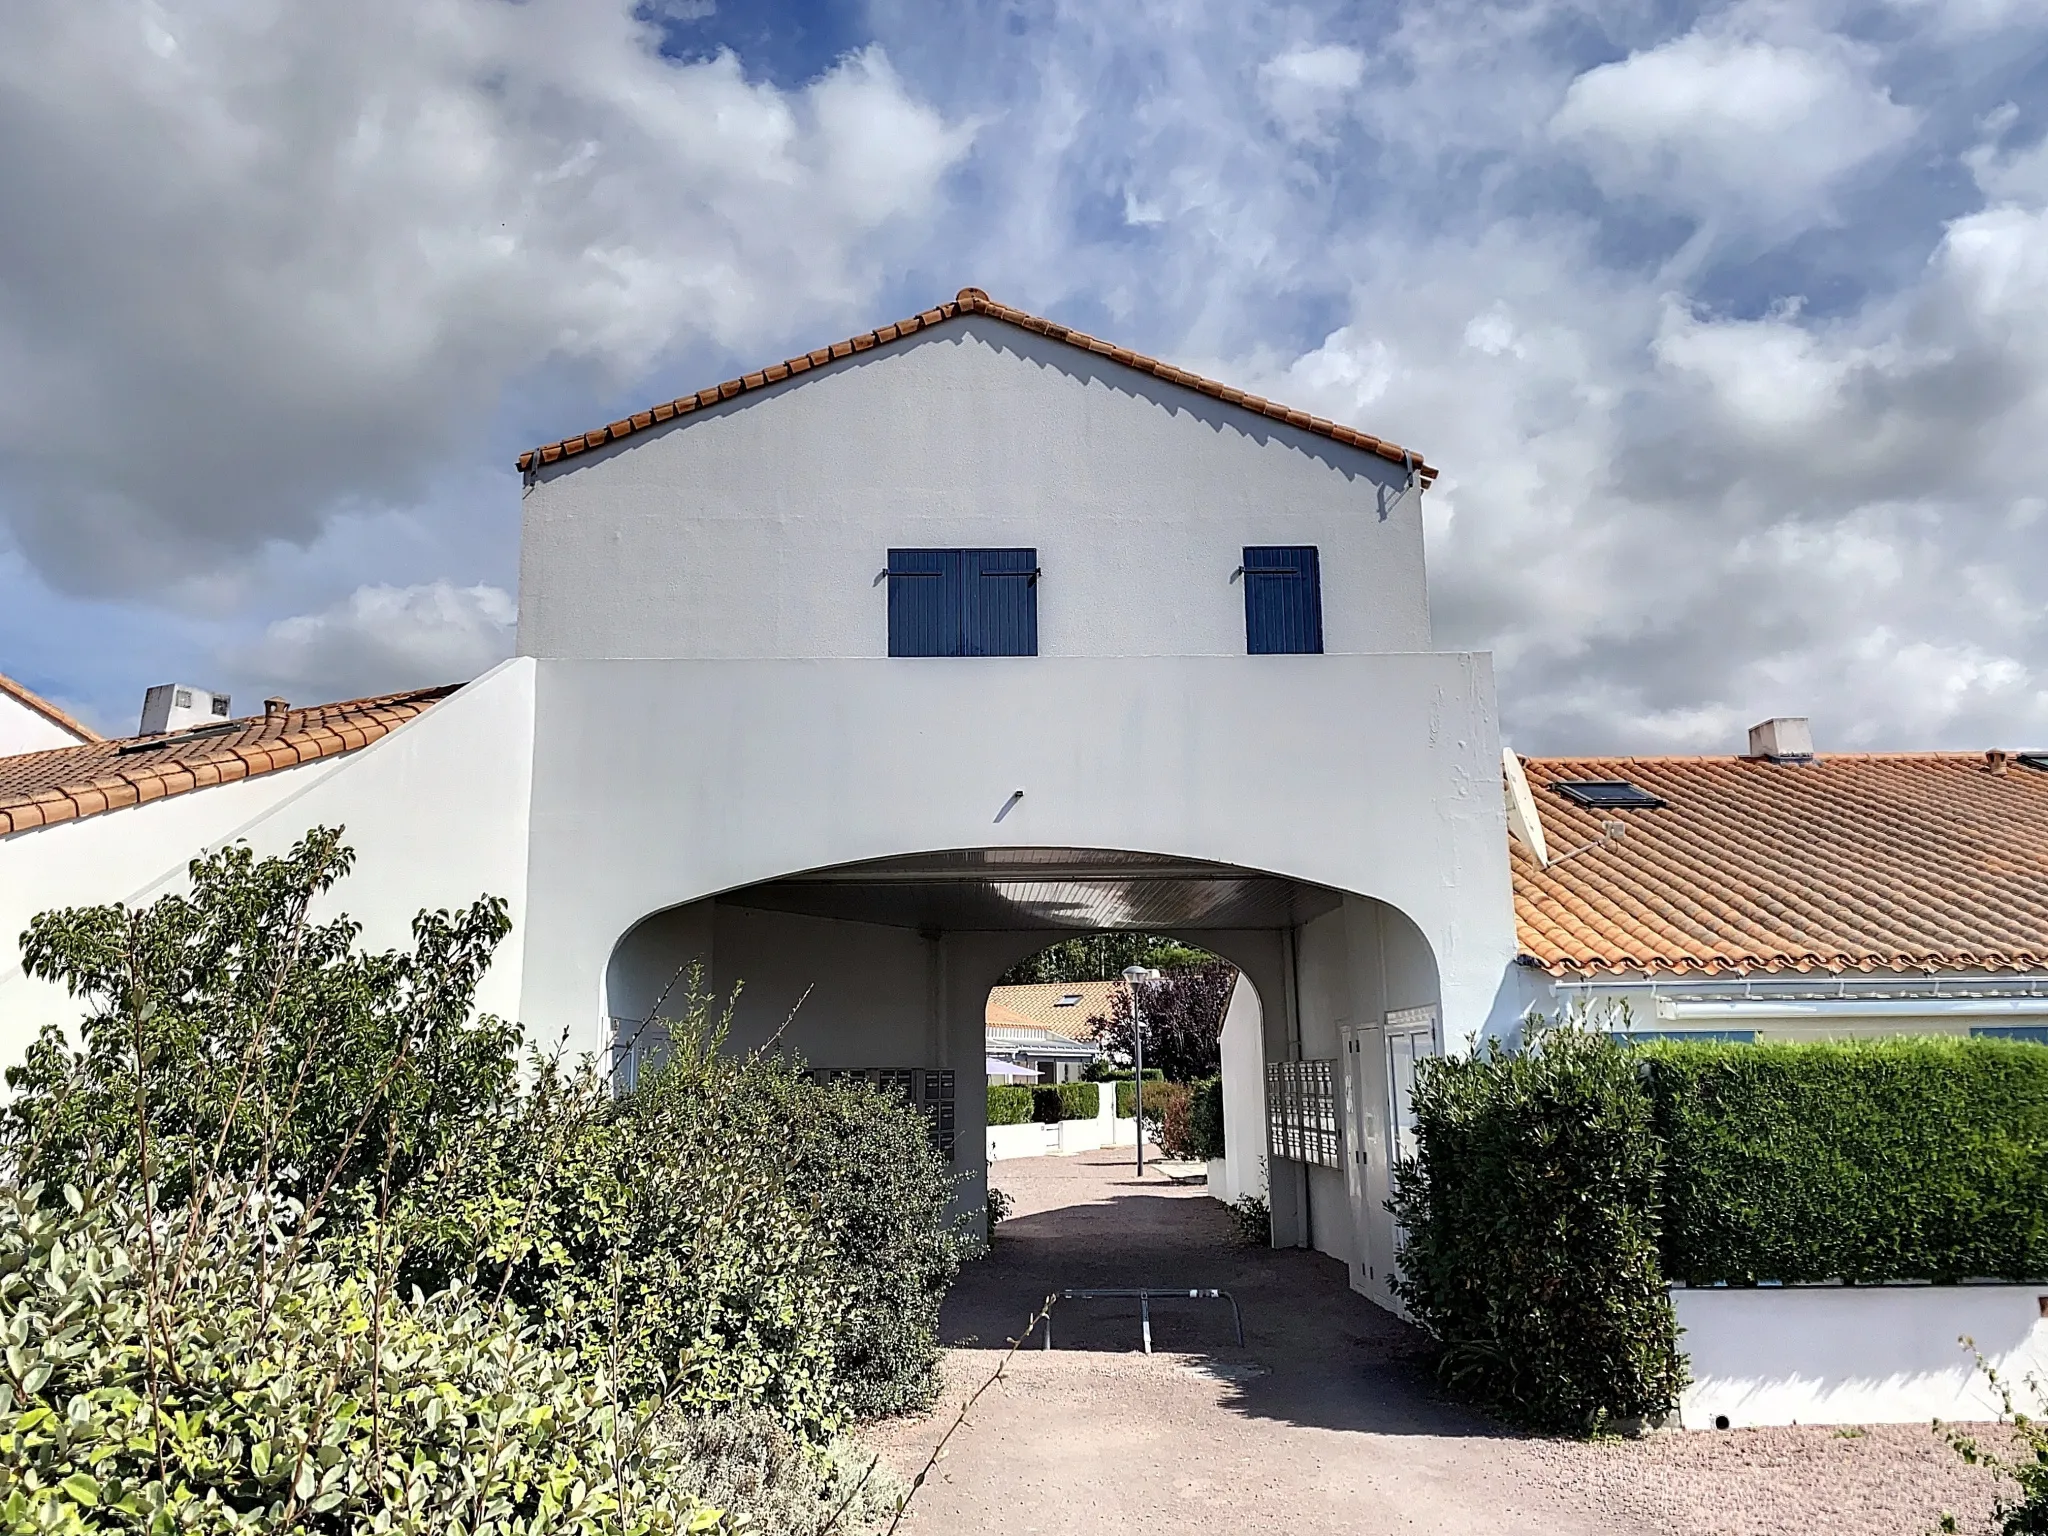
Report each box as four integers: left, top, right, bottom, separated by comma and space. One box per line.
2, 0, 2046, 752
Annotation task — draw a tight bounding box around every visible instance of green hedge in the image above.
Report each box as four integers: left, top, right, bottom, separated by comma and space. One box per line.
1390, 1024, 1684, 1434
987, 1084, 1034, 1125
1115, 1079, 1157, 1118
1643, 1037, 2048, 1284
1031, 1082, 1102, 1123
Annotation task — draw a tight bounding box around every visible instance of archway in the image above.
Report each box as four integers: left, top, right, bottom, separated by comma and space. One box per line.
601, 845, 1441, 1313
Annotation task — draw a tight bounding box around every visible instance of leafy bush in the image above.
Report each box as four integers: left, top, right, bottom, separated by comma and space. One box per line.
1114, 1079, 1157, 1118
1029, 1082, 1100, 1123
1230, 1193, 1271, 1247
1086, 1064, 1162, 1082
0, 1179, 729, 1535
1940, 1358, 2048, 1536
1154, 1083, 1200, 1158
6, 828, 961, 1491
1390, 1019, 1685, 1434
984, 1185, 1014, 1239
987, 1085, 1034, 1125
1186, 1078, 1225, 1160
6, 828, 518, 1219
1643, 1037, 2048, 1284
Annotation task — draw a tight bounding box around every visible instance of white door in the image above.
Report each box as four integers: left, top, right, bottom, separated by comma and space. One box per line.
1381, 1005, 1439, 1297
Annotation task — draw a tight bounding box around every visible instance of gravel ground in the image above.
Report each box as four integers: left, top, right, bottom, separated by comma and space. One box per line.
863, 1148, 2011, 1535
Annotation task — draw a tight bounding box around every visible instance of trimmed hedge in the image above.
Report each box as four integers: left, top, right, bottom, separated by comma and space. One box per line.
1390, 1023, 1685, 1434
1643, 1036, 2048, 1284
987, 1084, 1034, 1125
1115, 1079, 1151, 1119
1032, 1081, 1102, 1123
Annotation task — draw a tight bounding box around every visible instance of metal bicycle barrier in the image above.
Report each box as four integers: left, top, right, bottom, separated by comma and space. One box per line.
1040, 1288, 1244, 1354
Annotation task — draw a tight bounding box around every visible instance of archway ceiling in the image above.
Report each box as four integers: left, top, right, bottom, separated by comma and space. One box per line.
717, 847, 1343, 932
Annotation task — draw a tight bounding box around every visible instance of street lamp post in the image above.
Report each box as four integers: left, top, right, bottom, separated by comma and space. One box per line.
1122, 966, 1162, 1177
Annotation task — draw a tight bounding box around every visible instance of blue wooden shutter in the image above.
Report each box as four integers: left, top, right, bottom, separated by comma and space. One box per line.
888, 549, 963, 656
1243, 545, 1324, 654
963, 548, 1038, 656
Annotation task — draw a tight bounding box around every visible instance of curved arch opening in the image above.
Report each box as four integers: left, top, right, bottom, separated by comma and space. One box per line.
602, 844, 1442, 1310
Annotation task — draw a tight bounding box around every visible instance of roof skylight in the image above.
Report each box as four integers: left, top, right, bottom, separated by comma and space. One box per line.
1551, 780, 1666, 810
1055, 993, 1082, 1006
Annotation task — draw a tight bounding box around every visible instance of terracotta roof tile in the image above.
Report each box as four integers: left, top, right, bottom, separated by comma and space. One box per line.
1512, 751, 2048, 977
518, 288, 1438, 484
986, 980, 1122, 1032
0, 685, 456, 837
0, 672, 101, 744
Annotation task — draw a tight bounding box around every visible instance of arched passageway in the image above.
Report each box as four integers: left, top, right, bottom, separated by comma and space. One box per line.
603, 846, 1441, 1313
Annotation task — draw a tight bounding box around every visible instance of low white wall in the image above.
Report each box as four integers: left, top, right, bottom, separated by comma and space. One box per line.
987, 1122, 1052, 1161
1207, 1157, 1231, 1203
1676, 1286, 2048, 1428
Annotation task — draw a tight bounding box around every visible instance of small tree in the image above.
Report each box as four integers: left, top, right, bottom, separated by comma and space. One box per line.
1088, 962, 1237, 1083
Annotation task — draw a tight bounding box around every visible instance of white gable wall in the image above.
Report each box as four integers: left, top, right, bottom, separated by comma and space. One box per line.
518, 319, 1428, 662
0, 692, 90, 755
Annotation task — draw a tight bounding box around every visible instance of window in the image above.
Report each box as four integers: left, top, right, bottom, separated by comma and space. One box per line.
1243, 546, 1323, 654
1055, 993, 1082, 1008
887, 548, 1038, 657
1551, 780, 1666, 809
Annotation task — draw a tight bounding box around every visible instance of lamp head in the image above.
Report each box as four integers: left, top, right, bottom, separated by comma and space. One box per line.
1122, 966, 1162, 984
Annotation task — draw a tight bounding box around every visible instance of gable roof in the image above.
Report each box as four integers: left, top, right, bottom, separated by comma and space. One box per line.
988, 979, 1122, 1034
518, 288, 1438, 484
0, 672, 101, 745
1512, 751, 2048, 978
0, 685, 456, 837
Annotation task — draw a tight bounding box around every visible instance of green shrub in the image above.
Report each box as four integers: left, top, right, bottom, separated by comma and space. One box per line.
1029, 1082, 1099, 1122
1643, 1036, 2048, 1284
6, 829, 966, 1447
1056, 1081, 1100, 1121
1153, 1083, 1198, 1157
0, 1179, 730, 1535
1187, 1078, 1226, 1160
987, 1085, 1034, 1125
1114, 1079, 1163, 1118
1390, 1019, 1685, 1434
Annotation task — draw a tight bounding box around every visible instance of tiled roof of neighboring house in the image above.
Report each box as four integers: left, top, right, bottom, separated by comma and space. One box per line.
0, 672, 101, 744
988, 979, 1123, 1033
0, 685, 457, 837
518, 288, 1438, 484
1512, 752, 2048, 977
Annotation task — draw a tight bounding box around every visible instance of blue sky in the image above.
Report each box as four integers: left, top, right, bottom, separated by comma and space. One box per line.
3, 0, 2048, 751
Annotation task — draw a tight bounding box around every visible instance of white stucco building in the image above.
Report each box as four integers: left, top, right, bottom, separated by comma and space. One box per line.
0, 672, 99, 756
0, 288, 1519, 1309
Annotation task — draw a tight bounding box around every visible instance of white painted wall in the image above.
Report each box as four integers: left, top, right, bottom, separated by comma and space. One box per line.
1676, 1286, 2048, 1428
0, 691, 88, 755
0, 662, 538, 1059
519, 319, 1429, 663
1215, 972, 1267, 1209
522, 653, 1513, 1066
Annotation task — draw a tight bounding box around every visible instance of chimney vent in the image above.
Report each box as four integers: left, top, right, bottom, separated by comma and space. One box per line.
264, 697, 289, 719
1988, 750, 2011, 776
1747, 717, 1814, 762
139, 684, 232, 737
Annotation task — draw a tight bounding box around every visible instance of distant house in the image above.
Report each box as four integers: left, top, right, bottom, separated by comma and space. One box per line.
1509, 719, 2048, 1044
0, 672, 100, 756
985, 980, 1112, 1082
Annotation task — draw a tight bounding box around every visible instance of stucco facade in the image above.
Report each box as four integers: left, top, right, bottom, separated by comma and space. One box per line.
0, 298, 1517, 1312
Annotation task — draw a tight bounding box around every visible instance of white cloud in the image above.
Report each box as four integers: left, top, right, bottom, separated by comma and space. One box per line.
1549, 28, 1917, 232
231, 581, 515, 704
1258, 43, 1364, 141
0, 1, 970, 595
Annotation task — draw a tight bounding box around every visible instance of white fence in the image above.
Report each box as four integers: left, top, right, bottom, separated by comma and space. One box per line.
1675, 1285, 2048, 1427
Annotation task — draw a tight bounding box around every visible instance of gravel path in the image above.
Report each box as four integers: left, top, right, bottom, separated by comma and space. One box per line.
864, 1149, 2010, 1535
